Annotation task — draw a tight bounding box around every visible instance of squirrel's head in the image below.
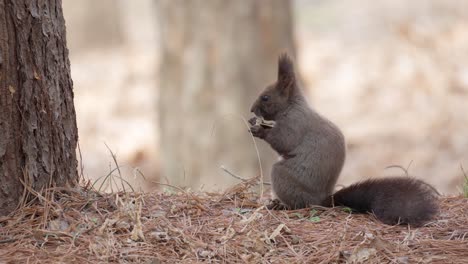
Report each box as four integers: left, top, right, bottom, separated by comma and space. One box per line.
250, 53, 297, 120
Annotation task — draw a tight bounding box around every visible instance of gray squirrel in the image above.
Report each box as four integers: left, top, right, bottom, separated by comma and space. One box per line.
249, 54, 438, 226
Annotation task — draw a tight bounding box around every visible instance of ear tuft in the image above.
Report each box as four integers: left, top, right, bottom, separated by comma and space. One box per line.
277, 53, 296, 92
278, 53, 295, 80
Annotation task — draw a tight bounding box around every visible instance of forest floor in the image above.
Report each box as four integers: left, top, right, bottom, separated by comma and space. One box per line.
0, 178, 467, 263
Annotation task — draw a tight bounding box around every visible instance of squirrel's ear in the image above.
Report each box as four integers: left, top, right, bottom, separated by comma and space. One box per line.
277, 53, 296, 93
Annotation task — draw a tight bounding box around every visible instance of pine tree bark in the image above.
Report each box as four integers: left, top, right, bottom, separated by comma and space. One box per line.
0, 0, 78, 215
157, 1, 295, 189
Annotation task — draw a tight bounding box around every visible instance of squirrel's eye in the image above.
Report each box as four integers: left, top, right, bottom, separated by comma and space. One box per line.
261, 95, 270, 102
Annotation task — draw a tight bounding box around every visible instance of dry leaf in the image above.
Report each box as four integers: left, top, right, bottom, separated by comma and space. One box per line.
8, 85, 15, 95
34, 71, 41, 80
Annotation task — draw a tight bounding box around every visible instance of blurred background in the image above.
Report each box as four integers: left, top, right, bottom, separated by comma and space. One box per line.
63, 0, 468, 195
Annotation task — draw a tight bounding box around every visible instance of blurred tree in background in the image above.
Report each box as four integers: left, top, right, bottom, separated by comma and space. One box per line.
0, 0, 78, 215
157, 0, 295, 189
60, 0, 468, 194
63, 0, 123, 52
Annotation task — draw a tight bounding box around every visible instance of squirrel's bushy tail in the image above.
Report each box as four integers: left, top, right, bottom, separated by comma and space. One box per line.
326, 177, 439, 226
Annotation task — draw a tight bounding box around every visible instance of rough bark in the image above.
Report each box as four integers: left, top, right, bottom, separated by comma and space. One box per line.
157, 0, 295, 189
0, 0, 78, 215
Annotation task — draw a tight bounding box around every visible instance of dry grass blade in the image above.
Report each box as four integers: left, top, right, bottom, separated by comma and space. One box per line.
461, 165, 468, 198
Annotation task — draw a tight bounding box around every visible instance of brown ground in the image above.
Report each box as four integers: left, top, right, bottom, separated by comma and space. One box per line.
0, 179, 467, 263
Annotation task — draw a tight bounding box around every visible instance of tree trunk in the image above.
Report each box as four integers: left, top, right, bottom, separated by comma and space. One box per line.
157, 1, 295, 189
0, 0, 78, 215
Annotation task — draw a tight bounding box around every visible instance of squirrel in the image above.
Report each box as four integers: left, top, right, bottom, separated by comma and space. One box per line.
248, 53, 439, 226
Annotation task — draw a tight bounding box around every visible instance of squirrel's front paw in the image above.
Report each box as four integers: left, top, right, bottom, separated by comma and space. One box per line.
249, 125, 266, 138
248, 117, 258, 126
266, 199, 290, 210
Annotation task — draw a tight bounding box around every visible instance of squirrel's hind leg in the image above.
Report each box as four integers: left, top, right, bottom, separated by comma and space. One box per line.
271, 162, 322, 209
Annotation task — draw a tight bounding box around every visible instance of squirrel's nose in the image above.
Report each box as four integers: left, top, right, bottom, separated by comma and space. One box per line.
250, 102, 257, 113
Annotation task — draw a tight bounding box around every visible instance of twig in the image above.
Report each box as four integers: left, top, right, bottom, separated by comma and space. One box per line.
220, 165, 271, 185
461, 164, 468, 180
77, 141, 85, 182
149, 179, 208, 211
384, 160, 413, 177
210, 114, 266, 197
104, 142, 126, 192
461, 164, 468, 197
384, 165, 408, 175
